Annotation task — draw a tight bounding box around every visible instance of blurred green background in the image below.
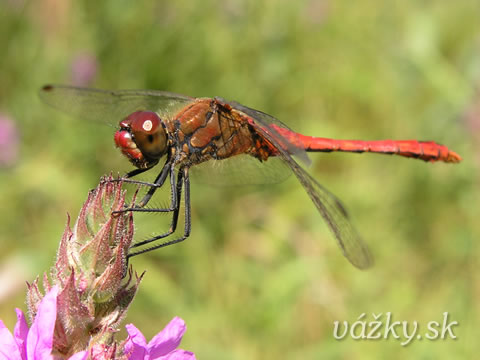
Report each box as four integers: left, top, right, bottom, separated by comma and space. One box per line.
0, 0, 478, 358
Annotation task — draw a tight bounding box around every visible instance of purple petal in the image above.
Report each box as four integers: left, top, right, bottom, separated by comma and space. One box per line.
26, 286, 59, 360
14, 309, 28, 359
147, 317, 186, 358
0, 319, 23, 359
67, 351, 88, 360
124, 324, 147, 359
154, 349, 196, 360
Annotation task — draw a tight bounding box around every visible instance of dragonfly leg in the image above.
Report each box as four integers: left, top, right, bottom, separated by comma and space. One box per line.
113, 163, 170, 190
105, 167, 156, 186
125, 167, 154, 178
127, 166, 191, 259
114, 161, 177, 214
130, 166, 184, 249
135, 161, 173, 208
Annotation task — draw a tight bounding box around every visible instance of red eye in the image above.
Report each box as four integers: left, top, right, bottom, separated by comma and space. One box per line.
120, 111, 161, 134
116, 110, 168, 169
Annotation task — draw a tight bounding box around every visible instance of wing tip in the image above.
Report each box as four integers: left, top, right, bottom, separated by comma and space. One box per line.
352, 254, 374, 270
41, 84, 54, 92
347, 246, 374, 270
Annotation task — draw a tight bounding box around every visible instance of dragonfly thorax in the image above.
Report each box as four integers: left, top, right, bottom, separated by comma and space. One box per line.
114, 111, 168, 169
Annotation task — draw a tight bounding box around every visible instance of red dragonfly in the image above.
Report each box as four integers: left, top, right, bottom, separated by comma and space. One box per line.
40, 85, 461, 269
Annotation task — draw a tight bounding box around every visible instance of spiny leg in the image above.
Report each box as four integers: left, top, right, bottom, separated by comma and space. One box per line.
121, 159, 173, 208
115, 161, 178, 215
125, 166, 154, 178
105, 166, 159, 187
127, 166, 191, 259
130, 165, 184, 249
136, 160, 173, 208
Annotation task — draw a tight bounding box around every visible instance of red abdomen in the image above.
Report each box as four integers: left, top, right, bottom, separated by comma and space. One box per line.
271, 125, 461, 163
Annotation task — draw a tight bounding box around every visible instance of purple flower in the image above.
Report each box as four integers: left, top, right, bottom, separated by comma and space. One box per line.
124, 317, 196, 360
0, 286, 195, 359
0, 286, 87, 360
1, 178, 196, 359
25, 177, 142, 356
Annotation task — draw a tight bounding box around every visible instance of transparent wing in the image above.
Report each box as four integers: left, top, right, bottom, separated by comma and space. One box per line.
237, 104, 373, 269
284, 159, 373, 269
189, 155, 291, 186
39, 85, 195, 125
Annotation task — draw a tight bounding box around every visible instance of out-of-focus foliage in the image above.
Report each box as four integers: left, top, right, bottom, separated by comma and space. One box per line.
0, 0, 478, 359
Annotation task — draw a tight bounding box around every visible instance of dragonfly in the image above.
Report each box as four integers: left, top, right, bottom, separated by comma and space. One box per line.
40, 85, 462, 269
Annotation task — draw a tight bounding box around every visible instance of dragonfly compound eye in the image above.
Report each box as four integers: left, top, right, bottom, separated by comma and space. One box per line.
115, 111, 168, 168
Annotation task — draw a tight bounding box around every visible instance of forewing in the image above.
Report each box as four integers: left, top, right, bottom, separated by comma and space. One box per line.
39, 85, 195, 125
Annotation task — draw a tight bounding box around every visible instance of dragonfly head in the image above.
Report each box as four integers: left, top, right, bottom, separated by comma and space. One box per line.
114, 111, 168, 169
